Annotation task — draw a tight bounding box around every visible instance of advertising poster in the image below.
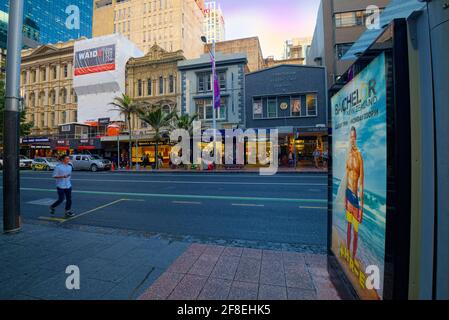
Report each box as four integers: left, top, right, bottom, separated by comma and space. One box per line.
331, 53, 387, 300
74, 44, 116, 76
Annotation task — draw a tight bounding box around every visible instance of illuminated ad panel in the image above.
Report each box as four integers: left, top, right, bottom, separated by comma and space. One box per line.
331, 53, 387, 300
74, 44, 116, 76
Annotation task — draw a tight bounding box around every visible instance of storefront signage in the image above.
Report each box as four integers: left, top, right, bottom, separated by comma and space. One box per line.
98, 118, 110, 125
331, 53, 387, 300
74, 44, 116, 76
22, 137, 50, 144
279, 102, 288, 110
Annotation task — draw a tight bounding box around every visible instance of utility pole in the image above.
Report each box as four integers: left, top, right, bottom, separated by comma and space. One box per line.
3, 0, 24, 233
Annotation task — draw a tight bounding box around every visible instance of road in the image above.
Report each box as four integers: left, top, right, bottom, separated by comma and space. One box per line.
0, 171, 328, 251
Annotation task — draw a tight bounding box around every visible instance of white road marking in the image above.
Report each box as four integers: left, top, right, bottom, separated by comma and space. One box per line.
299, 206, 328, 210
172, 201, 202, 205
231, 203, 265, 207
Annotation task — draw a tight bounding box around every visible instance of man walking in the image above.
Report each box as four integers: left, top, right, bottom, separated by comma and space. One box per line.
50, 155, 75, 217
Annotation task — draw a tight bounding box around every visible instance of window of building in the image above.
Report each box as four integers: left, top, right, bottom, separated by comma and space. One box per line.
40, 113, 45, 128
195, 99, 226, 121
50, 112, 55, 127
291, 98, 301, 117
137, 79, 143, 96
306, 94, 317, 116
147, 78, 152, 96
32, 70, 36, 83
267, 98, 277, 118
41, 68, 46, 81
335, 11, 364, 28
169, 75, 174, 93
63, 65, 68, 78
61, 111, 67, 124
253, 99, 263, 119
335, 43, 354, 60
159, 76, 164, 94
52, 66, 57, 80
219, 72, 226, 90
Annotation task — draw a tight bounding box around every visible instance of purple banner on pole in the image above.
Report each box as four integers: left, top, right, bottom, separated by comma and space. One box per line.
210, 51, 221, 109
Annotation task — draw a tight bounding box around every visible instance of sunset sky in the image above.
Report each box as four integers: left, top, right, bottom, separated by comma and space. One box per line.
219, 0, 321, 59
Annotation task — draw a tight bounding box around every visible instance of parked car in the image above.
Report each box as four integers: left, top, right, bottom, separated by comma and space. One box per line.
31, 157, 59, 171
19, 155, 33, 169
0, 155, 33, 169
69, 154, 111, 172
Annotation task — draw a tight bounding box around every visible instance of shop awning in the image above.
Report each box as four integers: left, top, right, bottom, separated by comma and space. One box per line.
77, 146, 96, 150
341, 0, 425, 61
55, 147, 70, 151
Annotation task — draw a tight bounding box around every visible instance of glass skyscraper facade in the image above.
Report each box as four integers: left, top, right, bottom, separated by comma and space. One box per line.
0, 0, 92, 48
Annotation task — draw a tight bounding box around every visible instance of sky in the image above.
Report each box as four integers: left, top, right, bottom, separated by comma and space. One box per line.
218, 0, 321, 59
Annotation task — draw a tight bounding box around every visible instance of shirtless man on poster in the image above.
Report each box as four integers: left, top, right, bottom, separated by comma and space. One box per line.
345, 126, 364, 260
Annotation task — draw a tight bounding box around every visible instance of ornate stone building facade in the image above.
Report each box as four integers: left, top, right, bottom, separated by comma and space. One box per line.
126, 44, 185, 133
20, 40, 78, 137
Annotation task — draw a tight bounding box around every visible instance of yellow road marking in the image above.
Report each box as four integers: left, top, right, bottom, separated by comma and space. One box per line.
38, 216, 67, 222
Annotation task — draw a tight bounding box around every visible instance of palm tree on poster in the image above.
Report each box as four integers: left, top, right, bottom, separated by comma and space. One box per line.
138, 102, 176, 169
109, 94, 140, 168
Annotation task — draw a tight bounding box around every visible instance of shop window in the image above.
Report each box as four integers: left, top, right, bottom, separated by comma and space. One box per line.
306, 94, 317, 116
267, 99, 277, 118
291, 98, 301, 117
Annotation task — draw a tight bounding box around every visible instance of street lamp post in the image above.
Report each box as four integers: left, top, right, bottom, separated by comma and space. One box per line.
3, 0, 24, 233
201, 36, 217, 167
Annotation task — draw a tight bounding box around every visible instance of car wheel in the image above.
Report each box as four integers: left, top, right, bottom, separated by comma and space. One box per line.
91, 164, 98, 172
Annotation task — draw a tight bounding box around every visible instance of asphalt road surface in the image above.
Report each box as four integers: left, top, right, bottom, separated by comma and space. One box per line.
0, 171, 328, 251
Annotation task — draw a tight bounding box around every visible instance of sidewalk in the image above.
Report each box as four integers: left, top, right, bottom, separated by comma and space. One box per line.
0, 222, 350, 300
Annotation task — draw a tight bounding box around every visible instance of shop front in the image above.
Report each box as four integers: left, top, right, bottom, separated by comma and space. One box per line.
21, 137, 53, 158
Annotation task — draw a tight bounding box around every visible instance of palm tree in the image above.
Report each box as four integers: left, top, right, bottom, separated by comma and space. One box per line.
138, 105, 176, 169
173, 113, 198, 134
109, 94, 140, 168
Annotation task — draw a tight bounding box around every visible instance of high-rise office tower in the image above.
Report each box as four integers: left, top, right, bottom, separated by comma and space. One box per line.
203, 1, 225, 43
0, 0, 93, 47
93, 0, 204, 59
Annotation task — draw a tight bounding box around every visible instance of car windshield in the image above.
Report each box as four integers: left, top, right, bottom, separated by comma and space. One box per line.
46, 158, 59, 163
90, 155, 101, 160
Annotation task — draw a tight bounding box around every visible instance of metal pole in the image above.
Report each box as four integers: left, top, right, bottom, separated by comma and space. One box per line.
3, 0, 24, 233
117, 134, 120, 169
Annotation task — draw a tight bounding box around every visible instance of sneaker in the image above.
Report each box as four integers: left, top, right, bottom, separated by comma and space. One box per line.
65, 210, 75, 218
49, 206, 55, 215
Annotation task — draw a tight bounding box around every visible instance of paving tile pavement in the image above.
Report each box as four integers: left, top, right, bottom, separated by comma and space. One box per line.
139, 244, 353, 300
0, 222, 189, 300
